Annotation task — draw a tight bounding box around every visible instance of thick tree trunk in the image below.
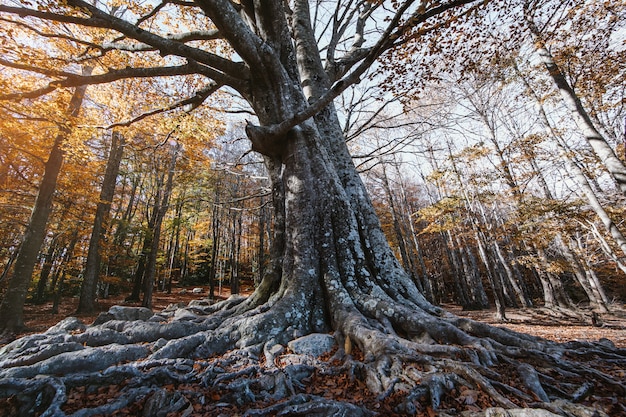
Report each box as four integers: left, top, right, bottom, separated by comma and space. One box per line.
0, 69, 90, 335
77, 132, 125, 313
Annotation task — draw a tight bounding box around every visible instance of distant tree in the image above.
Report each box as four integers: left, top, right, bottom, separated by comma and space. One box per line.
0, 67, 91, 335
522, 0, 626, 194
77, 131, 125, 313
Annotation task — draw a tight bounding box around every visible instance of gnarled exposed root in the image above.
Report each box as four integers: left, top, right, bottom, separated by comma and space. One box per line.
0, 291, 624, 416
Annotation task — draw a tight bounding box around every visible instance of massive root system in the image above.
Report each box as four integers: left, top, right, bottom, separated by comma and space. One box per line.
0, 285, 624, 417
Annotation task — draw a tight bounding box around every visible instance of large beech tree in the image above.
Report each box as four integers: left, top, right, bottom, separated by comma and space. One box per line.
0, 1, 624, 415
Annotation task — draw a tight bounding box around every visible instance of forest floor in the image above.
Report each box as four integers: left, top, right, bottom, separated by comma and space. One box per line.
5, 289, 626, 416
17, 283, 256, 338
18, 287, 626, 347
446, 304, 626, 348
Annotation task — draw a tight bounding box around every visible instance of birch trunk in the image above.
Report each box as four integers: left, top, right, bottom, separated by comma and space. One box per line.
524, 7, 626, 195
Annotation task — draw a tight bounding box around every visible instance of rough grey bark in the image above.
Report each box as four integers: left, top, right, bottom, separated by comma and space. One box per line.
77, 131, 125, 313
0, 67, 91, 335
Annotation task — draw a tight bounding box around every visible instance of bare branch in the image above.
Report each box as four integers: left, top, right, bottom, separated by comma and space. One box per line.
0, 2, 249, 92
0, 62, 203, 101
101, 81, 221, 128
261, 0, 480, 138
0, 16, 100, 50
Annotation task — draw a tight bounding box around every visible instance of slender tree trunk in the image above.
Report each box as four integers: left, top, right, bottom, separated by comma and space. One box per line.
492, 239, 528, 307
230, 211, 242, 295
127, 229, 152, 301
379, 164, 419, 288
524, 7, 626, 195
256, 197, 267, 287
113, 173, 140, 247
514, 59, 618, 306
392, 162, 434, 301
208, 189, 220, 299
0, 67, 91, 334
557, 235, 608, 312
51, 230, 79, 315
457, 235, 490, 310
474, 231, 507, 320
77, 132, 125, 313
168, 196, 184, 293
33, 237, 60, 304
445, 232, 471, 307
466, 94, 533, 308
535, 247, 572, 309
181, 229, 193, 285
142, 142, 179, 308
0, 245, 19, 286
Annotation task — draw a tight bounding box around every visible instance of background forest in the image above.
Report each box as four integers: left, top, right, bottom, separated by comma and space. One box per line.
0, 0, 624, 323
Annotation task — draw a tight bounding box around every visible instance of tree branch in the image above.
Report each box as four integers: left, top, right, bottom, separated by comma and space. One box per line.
0, 17, 99, 50
0, 2, 249, 92
69, 0, 248, 83
101, 81, 221, 128
0, 62, 203, 101
260, 0, 480, 138
193, 0, 265, 70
